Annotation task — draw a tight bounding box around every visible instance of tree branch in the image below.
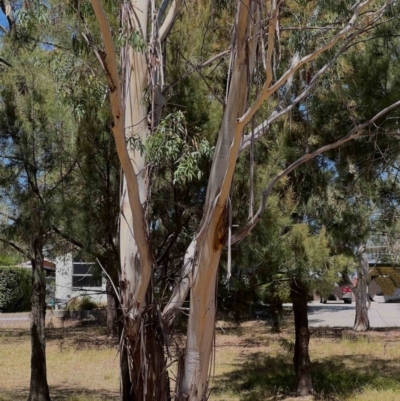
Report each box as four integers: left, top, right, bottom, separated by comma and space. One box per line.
0, 237, 32, 261
157, 0, 171, 27
231, 99, 400, 244
49, 160, 77, 192
240, 30, 359, 152
51, 225, 84, 249
167, 49, 230, 90
162, 239, 196, 326
0, 211, 17, 222
238, 0, 390, 127
159, 0, 183, 42
264, 0, 280, 91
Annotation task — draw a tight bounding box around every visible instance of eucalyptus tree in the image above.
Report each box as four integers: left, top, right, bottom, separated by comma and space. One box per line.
72, 1, 400, 399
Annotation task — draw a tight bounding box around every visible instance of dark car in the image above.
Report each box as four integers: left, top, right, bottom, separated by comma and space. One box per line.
320, 283, 353, 304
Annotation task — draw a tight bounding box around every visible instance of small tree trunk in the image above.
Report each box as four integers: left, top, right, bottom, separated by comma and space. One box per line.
290, 279, 313, 397
27, 235, 51, 401
354, 247, 370, 332
271, 297, 283, 333
106, 278, 119, 338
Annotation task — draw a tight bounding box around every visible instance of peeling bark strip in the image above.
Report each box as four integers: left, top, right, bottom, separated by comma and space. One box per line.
290, 279, 313, 397
354, 246, 370, 332
123, 283, 169, 401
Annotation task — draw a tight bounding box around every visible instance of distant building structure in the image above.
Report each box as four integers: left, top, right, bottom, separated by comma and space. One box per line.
19, 254, 106, 307
366, 242, 400, 302
55, 254, 106, 306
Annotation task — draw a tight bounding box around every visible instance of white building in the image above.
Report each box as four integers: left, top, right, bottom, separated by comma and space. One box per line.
55, 254, 107, 305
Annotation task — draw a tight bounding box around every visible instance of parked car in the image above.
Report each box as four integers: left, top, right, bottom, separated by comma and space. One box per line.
320, 283, 353, 304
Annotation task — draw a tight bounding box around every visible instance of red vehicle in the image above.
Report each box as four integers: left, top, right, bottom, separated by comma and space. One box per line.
320, 283, 353, 304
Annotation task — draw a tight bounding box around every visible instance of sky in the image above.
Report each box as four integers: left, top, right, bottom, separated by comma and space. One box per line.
0, 10, 8, 32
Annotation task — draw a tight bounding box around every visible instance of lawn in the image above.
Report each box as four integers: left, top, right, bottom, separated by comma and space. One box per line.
0, 312, 120, 401
1, 313, 400, 401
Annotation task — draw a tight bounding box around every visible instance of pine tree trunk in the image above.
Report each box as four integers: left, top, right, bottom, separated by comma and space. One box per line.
290, 279, 313, 397
354, 248, 370, 332
27, 235, 51, 401
271, 297, 283, 333
106, 278, 119, 338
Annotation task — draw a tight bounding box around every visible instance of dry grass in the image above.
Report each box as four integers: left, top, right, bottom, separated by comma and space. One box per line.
0, 313, 119, 401
1, 314, 400, 401
210, 321, 400, 401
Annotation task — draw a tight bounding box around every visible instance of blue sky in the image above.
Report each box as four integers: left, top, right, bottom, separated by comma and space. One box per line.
0, 10, 9, 31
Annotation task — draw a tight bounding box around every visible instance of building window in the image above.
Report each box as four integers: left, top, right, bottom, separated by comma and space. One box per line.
72, 261, 102, 288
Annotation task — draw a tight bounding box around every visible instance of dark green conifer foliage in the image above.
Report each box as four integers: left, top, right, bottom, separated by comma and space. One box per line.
0, 5, 77, 400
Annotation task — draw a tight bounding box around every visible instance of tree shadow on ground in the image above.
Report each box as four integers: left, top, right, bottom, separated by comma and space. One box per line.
0, 318, 118, 350
0, 386, 119, 401
0, 328, 30, 341
211, 351, 400, 400
46, 319, 118, 349
310, 327, 400, 340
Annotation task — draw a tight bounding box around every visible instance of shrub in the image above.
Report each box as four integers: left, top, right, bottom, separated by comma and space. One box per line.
67, 296, 98, 311
80, 296, 98, 310
0, 266, 32, 312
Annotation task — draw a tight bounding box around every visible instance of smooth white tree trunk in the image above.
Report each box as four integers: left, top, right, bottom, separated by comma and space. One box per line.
177, 2, 253, 398
119, 0, 150, 318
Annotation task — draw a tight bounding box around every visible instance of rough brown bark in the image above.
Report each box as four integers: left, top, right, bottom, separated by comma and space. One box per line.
120, 343, 133, 401
114, 296, 132, 401
354, 249, 370, 332
27, 235, 51, 401
290, 279, 313, 397
271, 297, 283, 333
123, 282, 169, 401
